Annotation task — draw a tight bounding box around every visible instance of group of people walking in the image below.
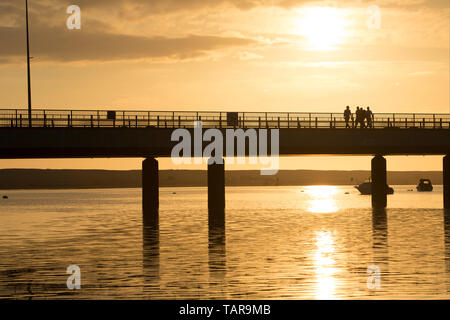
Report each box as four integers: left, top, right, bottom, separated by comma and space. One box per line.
344, 106, 373, 128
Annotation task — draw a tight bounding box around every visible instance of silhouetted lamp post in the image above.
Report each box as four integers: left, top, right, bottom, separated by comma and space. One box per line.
25, 0, 32, 127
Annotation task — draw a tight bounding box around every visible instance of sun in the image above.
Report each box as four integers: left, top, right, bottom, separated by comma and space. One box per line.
295, 7, 348, 51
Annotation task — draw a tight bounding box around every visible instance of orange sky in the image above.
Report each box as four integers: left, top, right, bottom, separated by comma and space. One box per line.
0, 0, 448, 171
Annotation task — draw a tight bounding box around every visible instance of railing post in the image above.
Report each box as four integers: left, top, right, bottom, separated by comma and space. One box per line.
297, 117, 300, 128
178, 116, 181, 127
136, 115, 138, 128
15, 110, 18, 127
393, 114, 395, 127
265, 112, 268, 128
309, 113, 311, 128
243, 113, 245, 128
388, 118, 390, 127
43, 113, 47, 127
90, 115, 93, 128
258, 117, 261, 128
433, 114, 436, 129
157, 116, 160, 128
440, 118, 442, 129
423, 118, 425, 128
20, 114, 22, 127
277, 117, 280, 128
315, 117, 318, 128
413, 114, 415, 127
123, 111, 125, 127
97, 111, 100, 128
287, 113, 290, 128
405, 118, 408, 128
334, 117, 336, 128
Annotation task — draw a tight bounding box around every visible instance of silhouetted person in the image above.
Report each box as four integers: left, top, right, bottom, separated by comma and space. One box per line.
344, 106, 351, 128
366, 107, 373, 128
355, 107, 360, 128
356, 106, 365, 128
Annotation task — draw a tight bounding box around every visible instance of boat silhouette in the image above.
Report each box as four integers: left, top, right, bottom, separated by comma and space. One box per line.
416, 179, 433, 192
354, 179, 394, 195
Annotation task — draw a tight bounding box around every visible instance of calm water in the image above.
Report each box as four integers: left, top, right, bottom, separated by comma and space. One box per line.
0, 185, 449, 300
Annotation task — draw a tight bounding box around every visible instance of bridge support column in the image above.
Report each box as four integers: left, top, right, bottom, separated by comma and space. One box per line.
445, 155, 450, 210
372, 155, 387, 209
143, 157, 159, 227
208, 158, 225, 228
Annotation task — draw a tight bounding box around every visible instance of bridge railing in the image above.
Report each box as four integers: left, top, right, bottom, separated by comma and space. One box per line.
1, 109, 450, 129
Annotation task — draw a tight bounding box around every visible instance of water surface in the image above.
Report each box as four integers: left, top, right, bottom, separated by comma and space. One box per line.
0, 185, 449, 299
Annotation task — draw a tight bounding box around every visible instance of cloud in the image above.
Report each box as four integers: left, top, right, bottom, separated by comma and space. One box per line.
236, 51, 264, 60
0, 0, 446, 64
56, 0, 450, 14
0, 24, 257, 63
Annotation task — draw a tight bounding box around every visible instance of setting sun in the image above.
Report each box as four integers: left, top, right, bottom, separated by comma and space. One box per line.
295, 7, 348, 50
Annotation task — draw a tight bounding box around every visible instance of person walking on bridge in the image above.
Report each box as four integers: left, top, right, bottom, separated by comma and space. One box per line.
344, 106, 352, 128
355, 107, 363, 128
359, 107, 366, 128
366, 107, 373, 128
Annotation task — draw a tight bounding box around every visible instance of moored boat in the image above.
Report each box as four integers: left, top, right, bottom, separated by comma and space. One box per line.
354, 180, 394, 195
416, 179, 433, 192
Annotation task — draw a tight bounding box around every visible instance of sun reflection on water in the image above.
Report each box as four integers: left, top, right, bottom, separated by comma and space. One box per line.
314, 231, 338, 299
304, 186, 339, 213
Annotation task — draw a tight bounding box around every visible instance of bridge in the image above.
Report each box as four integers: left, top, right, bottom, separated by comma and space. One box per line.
1, 108, 449, 228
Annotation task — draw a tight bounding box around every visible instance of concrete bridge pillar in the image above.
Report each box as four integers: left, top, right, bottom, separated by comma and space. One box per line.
445, 155, 450, 210
208, 158, 225, 227
143, 157, 159, 227
372, 155, 387, 209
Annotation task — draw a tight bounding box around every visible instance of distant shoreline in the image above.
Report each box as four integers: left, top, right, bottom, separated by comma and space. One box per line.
0, 169, 443, 190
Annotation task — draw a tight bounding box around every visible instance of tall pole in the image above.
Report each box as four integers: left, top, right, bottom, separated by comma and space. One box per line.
25, 0, 32, 127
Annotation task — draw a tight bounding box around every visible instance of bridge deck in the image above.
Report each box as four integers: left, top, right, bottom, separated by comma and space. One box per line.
1, 109, 450, 159
1, 109, 450, 129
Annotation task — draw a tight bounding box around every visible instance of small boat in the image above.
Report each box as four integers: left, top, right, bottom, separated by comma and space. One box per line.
354, 180, 394, 195
416, 179, 433, 192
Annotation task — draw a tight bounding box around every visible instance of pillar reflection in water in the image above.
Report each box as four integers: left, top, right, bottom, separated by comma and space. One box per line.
444, 209, 450, 293
142, 224, 160, 289
371, 208, 388, 289
208, 225, 226, 281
